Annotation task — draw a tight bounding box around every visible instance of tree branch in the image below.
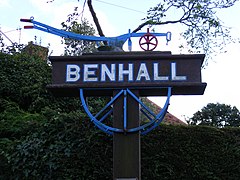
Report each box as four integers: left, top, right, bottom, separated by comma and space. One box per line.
87, 0, 107, 45
132, 2, 193, 33
132, 21, 152, 33
132, 17, 190, 33
87, 0, 104, 36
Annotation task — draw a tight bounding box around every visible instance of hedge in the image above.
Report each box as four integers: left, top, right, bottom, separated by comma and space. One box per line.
1, 120, 240, 179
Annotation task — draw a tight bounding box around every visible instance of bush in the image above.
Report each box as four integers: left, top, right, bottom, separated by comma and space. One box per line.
1, 124, 239, 179
0, 98, 46, 138
7, 112, 112, 179
0, 52, 85, 114
142, 125, 240, 179
0, 53, 50, 111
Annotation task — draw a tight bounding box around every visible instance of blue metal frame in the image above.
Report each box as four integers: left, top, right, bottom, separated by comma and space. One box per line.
20, 17, 171, 50
79, 87, 171, 135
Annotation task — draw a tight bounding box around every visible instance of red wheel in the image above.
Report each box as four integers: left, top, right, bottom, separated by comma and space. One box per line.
139, 31, 158, 51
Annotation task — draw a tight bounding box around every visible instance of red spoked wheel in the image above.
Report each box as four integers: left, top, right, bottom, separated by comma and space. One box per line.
139, 29, 158, 51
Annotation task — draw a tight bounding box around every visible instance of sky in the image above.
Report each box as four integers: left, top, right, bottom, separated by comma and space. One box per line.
1, 0, 240, 121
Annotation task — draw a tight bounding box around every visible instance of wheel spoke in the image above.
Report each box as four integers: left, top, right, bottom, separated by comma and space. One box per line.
139, 33, 158, 51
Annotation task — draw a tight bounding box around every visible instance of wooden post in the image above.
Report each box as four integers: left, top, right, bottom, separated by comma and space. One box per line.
113, 90, 141, 180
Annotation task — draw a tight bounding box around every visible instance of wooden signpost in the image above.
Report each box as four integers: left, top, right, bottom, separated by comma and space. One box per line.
47, 51, 206, 180
21, 17, 206, 180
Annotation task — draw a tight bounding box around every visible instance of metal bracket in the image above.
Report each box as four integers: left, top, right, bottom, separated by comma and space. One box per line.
79, 87, 171, 135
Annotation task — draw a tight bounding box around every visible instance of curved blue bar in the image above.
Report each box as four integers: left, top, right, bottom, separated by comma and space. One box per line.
79, 89, 124, 135
33, 20, 107, 42
141, 87, 171, 135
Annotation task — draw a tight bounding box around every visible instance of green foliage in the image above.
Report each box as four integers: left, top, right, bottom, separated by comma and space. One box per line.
0, 32, 25, 55
1, 123, 240, 179
0, 52, 86, 114
188, 103, 240, 127
0, 98, 46, 138
0, 52, 51, 112
0, 138, 16, 179
0, 97, 47, 180
0, 51, 110, 179
6, 112, 112, 179
142, 125, 240, 179
61, 11, 97, 56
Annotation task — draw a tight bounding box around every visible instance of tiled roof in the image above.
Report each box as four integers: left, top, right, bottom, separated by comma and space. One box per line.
141, 97, 187, 125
